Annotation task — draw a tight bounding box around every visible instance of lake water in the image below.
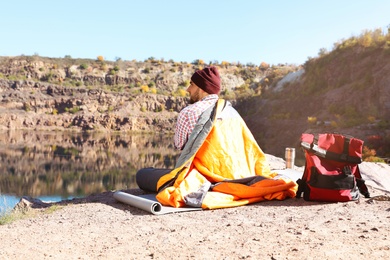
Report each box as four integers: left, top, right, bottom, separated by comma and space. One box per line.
0, 130, 180, 215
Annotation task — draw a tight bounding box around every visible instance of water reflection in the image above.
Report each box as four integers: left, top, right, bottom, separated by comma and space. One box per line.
0, 130, 180, 212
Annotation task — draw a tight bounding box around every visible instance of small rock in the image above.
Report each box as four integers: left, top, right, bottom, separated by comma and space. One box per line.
13, 196, 50, 212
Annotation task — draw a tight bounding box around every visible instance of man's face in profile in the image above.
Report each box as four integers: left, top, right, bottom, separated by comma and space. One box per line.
187, 81, 202, 104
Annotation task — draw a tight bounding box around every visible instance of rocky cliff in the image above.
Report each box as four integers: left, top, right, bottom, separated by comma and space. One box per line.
0, 56, 298, 134
0, 78, 184, 132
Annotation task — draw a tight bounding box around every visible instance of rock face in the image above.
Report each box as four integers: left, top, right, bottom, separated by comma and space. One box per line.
0, 56, 299, 134
0, 78, 186, 132
0, 56, 293, 93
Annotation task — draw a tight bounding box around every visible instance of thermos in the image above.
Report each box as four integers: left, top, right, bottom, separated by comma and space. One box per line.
285, 148, 295, 169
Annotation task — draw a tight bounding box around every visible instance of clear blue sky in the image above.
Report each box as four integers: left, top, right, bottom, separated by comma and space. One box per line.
1, 0, 389, 65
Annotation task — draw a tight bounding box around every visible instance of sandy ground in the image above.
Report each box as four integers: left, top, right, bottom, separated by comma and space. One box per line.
1, 157, 390, 260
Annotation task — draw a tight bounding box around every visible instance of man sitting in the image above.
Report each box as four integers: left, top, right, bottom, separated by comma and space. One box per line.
136, 66, 297, 209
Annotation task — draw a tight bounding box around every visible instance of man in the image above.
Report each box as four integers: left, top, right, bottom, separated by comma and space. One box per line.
136, 66, 297, 209
174, 66, 220, 150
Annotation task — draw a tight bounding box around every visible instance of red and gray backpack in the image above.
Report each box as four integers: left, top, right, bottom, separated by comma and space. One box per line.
296, 133, 370, 202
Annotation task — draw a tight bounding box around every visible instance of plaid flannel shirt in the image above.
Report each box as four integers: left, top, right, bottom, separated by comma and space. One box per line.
174, 94, 219, 150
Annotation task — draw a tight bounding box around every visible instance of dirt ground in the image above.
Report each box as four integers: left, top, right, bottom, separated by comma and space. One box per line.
0, 187, 389, 260
1, 158, 390, 260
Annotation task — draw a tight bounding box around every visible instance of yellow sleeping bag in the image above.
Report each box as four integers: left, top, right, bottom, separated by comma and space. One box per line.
157, 99, 297, 209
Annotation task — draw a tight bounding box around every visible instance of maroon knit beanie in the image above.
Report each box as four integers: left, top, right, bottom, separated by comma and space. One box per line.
191, 66, 221, 94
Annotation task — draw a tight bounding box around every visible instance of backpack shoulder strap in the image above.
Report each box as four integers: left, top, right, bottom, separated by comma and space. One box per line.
355, 166, 370, 198
295, 156, 310, 199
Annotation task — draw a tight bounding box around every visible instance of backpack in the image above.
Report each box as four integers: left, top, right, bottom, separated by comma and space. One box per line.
296, 133, 370, 202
